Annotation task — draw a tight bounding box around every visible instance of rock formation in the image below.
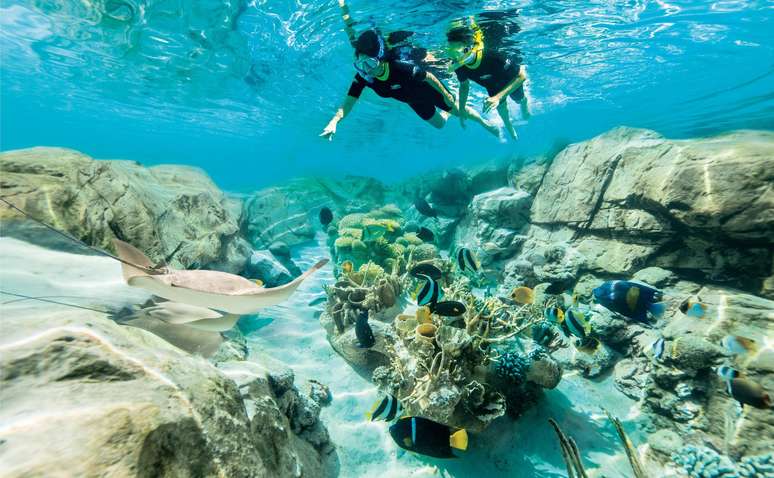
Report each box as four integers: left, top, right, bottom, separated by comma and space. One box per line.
0, 147, 250, 274
0, 308, 338, 478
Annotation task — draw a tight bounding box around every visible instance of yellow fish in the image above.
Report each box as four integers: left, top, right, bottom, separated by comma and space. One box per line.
341, 260, 353, 274
511, 286, 534, 305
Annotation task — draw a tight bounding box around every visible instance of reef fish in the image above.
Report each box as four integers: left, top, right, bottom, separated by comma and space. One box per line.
560, 307, 591, 341
728, 378, 772, 409
367, 394, 402, 422
679, 297, 707, 318
717, 365, 741, 383
355, 311, 376, 348
430, 300, 467, 317
417, 274, 443, 306
389, 416, 468, 458
416, 227, 435, 243
319, 207, 333, 226
410, 263, 443, 280
362, 224, 387, 242
456, 248, 479, 272
511, 286, 534, 305
651, 337, 666, 362
414, 197, 438, 218
341, 260, 353, 274
592, 281, 666, 323
721, 335, 758, 355
544, 306, 564, 323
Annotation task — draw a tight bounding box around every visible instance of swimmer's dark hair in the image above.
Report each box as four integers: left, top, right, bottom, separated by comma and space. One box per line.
355, 29, 382, 58
446, 26, 475, 44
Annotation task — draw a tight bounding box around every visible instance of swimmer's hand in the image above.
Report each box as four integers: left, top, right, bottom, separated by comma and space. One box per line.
483, 95, 501, 114
319, 122, 337, 141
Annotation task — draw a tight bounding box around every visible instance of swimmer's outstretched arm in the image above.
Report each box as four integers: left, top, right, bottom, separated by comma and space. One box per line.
483, 65, 527, 113
320, 94, 358, 140
338, 0, 357, 46
423, 73, 458, 113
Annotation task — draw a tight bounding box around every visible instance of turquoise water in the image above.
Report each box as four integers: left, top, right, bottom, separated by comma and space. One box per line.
1, 0, 772, 189
1, 2, 773, 477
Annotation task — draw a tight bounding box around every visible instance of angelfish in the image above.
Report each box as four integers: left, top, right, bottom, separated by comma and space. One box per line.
592, 280, 666, 323
389, 416, 468, 458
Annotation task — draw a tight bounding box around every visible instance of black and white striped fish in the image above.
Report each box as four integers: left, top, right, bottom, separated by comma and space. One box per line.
367, 394, 402, 422
456, 248, 479, 272
651, 337, 666, 362
417, 274, 443, 306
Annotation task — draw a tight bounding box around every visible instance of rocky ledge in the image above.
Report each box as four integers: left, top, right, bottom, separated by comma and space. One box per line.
0, 306, 338, 478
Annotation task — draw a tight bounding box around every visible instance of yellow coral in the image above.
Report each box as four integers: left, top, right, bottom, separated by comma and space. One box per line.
366, 204, 402, 220
351, 239, 368, 252
402, 232, 423, 246
334, 236, 353, 250
339, 227, 363, 239
338, 213, 366, 229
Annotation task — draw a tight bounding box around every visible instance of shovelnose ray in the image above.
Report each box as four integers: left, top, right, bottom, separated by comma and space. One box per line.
133, 301, 241, 332
113, 239, 328, 315
124, 316, 224, 358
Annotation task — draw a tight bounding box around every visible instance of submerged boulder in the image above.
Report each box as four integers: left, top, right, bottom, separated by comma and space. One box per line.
527, 127, 774, 294
0, 147, 251, 274
0, 308, 338, 478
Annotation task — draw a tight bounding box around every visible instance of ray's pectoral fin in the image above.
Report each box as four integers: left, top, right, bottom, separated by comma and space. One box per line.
112, 238, 161, 281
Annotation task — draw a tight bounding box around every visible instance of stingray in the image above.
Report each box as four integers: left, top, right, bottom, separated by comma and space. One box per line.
123, 316, 224, 358
130, 300, 241, 332
113, 239, 328, 315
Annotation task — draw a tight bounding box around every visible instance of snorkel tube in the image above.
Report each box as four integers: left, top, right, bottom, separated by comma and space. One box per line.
353, 29, 386, 81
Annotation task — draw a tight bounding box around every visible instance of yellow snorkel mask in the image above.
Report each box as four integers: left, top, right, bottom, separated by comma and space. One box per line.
446, 17, 484, 71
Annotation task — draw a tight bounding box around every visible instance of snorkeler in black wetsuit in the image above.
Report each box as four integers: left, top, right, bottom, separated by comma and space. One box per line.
446, 20, 531, 140
319, 1, 498, 140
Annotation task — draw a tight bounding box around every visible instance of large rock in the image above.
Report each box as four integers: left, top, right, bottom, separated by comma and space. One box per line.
0, 309, 337, 478
246, 250, 294, 287
527, 128, 774, 294
0, 147, 250, 273
242, 176, 387, 250
454, 187, 532, 264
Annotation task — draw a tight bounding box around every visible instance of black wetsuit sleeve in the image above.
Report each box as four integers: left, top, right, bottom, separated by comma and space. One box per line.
399, 60, 427, 81
347, 75, 367, 98
387, 30, 414, 46
454, 67, 468, 82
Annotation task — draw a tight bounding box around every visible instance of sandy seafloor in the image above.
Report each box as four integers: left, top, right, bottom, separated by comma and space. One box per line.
0, 234, 673, 478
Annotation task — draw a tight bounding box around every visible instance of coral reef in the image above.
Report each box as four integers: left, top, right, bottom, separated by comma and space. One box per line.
672, 446, 774, 478
321, 218, 564, 432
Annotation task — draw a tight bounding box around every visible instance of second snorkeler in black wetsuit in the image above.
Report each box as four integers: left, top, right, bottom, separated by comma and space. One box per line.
319, 1, 498, 140
447, 21, 530, 140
